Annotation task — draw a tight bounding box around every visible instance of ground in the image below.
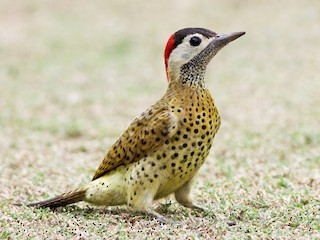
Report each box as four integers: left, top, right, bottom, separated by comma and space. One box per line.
0, 0, 319, 239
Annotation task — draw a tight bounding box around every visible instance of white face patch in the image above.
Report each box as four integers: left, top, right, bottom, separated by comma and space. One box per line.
167, 33, 215, 81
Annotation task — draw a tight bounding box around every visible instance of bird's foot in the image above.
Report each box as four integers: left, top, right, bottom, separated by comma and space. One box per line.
179, 200, 208, 212
189, 203, 208, 212
146, 210, 170, 224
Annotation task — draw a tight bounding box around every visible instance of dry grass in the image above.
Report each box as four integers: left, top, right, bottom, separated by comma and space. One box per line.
1, 0, 319, 239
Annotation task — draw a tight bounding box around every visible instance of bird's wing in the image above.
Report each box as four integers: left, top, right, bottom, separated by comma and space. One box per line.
92, 105, 178, 180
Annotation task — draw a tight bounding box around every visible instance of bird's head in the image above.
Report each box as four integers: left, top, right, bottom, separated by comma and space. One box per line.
164, 28, 245, 86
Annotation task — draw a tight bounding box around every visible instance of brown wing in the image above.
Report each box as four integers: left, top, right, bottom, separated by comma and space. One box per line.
92, 104, 178, 180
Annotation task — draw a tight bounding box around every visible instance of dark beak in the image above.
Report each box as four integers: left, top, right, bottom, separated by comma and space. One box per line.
190, 31, 245, 67
214, 31, 246, 48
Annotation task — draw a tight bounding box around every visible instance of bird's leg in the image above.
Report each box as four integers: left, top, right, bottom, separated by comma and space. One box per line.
175, 178, 208, 211
132, 200, 169, 223
145, 208, 169, 224
127, 186, 169, 223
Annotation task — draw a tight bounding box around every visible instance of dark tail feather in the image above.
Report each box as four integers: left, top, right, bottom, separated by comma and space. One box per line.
14, 188, 87, 208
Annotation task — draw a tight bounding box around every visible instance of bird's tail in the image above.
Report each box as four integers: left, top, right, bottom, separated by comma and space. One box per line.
15, 188, 87, 208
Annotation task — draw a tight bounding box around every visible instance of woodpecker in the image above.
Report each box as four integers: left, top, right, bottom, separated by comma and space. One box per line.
18, 28, 245, 222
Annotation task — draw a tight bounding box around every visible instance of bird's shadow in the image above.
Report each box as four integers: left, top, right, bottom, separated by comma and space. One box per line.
52, 204, 130, 217
47, 202, 214, 224
47, 204, 168, 223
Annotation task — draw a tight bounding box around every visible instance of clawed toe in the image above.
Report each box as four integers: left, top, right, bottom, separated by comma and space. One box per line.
191, 203, 208, 212
147, 210, 170, 224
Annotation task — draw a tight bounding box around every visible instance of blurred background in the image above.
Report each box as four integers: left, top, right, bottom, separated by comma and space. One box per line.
0, 0, 319, 238
1, 0, 319, 179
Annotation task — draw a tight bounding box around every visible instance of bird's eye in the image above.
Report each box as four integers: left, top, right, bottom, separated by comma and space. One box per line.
189, 36, 201, 46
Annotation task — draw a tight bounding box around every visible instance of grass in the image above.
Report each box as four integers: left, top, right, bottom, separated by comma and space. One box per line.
1, 0, 319, 239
